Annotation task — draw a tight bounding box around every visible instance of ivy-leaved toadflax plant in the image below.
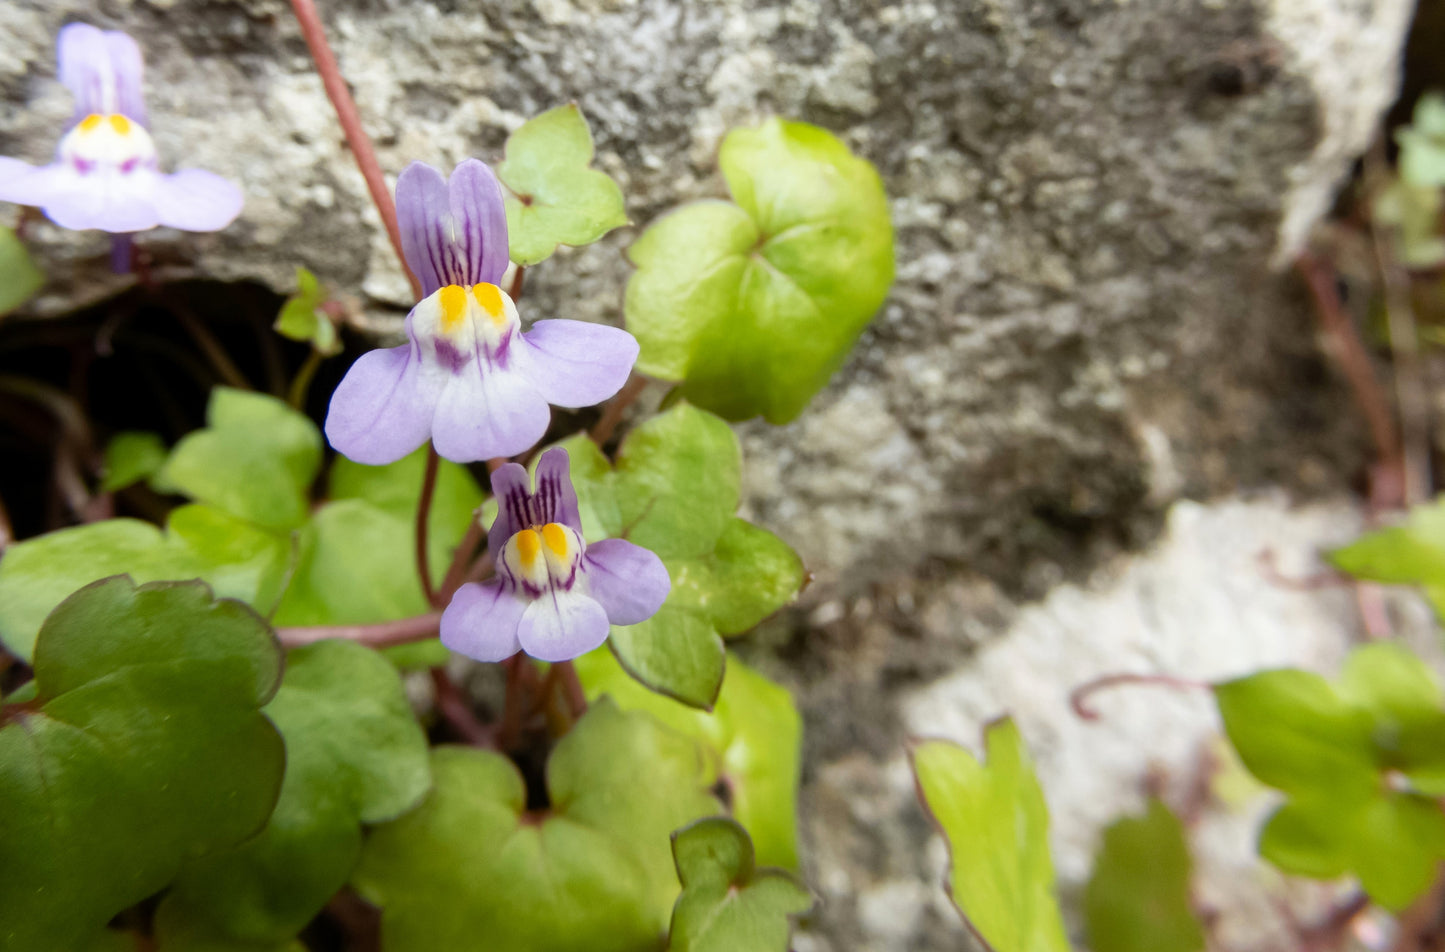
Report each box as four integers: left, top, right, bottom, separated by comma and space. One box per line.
0, 23, 243, 233
324, 159, 639, 464
441, 447, 669, 662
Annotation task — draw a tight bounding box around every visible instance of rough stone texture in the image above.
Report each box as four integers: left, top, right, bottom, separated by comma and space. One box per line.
0, 0, 1421, 949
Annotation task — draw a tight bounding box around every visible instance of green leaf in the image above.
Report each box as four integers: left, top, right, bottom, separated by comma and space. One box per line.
626, 118, 895, 423
0, 509, 290, 662
1398, 93, 1445, 188
329, 445, 483, 546
498, 104, 628, 266
608, 610, 727, 710
1332, 496, 1445, 620
911, 719, 1069, 952
156, 639, 430, 949
353, 700, 720, 952
0, 578, 285, 952
1083, 800, 1204, 952
676, 519, 804, 637
101, 431, 168, 492
664, 817, 813, 952
274, 267, 341, 356
0, 225, 42, 316
576, 647, 803, 868
154, 388, 322, 530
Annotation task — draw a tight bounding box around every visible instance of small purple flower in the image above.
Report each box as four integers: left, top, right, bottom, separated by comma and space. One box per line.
324, 159, 639, 464
0, 23, 242, 233
440, 447, 669, 663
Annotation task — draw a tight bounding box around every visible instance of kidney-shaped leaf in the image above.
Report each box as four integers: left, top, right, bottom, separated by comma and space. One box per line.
1084, 799, 1204, 952
626, 118, 894, 423
0, 578, 285, 952
911, 719, 1069, 952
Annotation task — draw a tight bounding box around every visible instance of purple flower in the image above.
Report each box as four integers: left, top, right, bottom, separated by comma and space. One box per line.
324, 159, 639, 464
0, 23, 242, 233
440, 447, 669, 663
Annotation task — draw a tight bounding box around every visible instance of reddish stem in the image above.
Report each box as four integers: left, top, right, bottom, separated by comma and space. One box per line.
429, 667, 496, 748
437, 517, 485, 605
416, 445, 440, 606
276, 611, 441, 649
555, 659, 587, 718
508, 266, 525, 302
1070, 672, 1210, 721
288, 0, 421, 300
589, 374, 647, 446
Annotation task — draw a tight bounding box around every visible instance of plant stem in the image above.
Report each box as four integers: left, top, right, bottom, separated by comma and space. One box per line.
497, 657, 527, 749
1069, 672, 1210, 720
555, 659, 587, 717
416, 445, 440, 605
287, 348, 324, 410
172, 304, 252, 391
589, 374, 647, 446
429, 667, 496, 748
437, 517, 484, 604
276, 611, 442, 648
508, 265, 525, 301
288, 0, 422, 300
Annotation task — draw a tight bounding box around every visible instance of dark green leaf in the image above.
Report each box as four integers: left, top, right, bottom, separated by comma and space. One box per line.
1083, 800, 1203, 952
626, 118, 894, 423
0, 578, 285, 952
0, 225, 42, 316
911, 719, 1069, 952
101, 431, 168, 492
665, 818, 812, 952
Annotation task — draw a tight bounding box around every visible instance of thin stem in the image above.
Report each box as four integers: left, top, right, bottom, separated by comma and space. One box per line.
497, 657, 527, 750
437, 517, 485, 604
172, 305, 252, 391
276, 611, 441, 648
287, 348, 324, 410
429, 667, 496, 748
416, 445, 440, 605
508, 265, 525, 301
0, 493, 11, 551
288, 0, 422, 301
589, 374, 647, 446
1070, 672, 1210, 720
555, 659, 587, 717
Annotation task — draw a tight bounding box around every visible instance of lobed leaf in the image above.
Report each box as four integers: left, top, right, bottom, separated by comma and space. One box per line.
1083, 800, 1204, 952
101, 431, 168, 492
274, 267, 341, 355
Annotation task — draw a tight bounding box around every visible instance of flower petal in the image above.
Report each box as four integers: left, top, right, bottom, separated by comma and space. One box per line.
487, 461, 533, 559
396, 161, 452, 297
324, 343, 443, 464
448, 159, 509, 287
532, 446, 583, 535
430, 359, 551, 463
151, 169, 243, 232
58, 24, 146, 124
440, 579, 525, 662
38, 167, 161, 233
519, 320, 638, 408
583, 538, 670, 625
517, 588, 611, 662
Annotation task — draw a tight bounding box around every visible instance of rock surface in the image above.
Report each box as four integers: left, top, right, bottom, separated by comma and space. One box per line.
0, 0, 1420, 948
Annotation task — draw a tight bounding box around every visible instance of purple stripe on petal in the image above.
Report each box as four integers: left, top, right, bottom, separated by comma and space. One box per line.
103, 32, 147, 124
517, 589, 611, 662
532, 447, 582, 535
151, 169, 243, 232
440, 579, 525, 662
487, 462, 533, 560
40, 166, 160, 233
447, 159, 509, 286
583, 538, 670, 625
430, 358, 551, 463
324, 343, 443, 464
519, 321, 638, 408
58, 25, 146, 124
396, 161, 453, 298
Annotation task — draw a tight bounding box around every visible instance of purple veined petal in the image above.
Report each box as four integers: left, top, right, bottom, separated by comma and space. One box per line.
487, 461, 533, 559
0, 157, 51, 204
151, 169, 243, 232
396, 161, 452, 297
518, 320, 638, 408
531, 446, 583, 535
583, 538, 670, 625
324, 342, 445, 464
440, 579, 526, 662
430, 358, 551, 463
447, 158, 509, 287
40, 166, 162, 233
517, 588, 611, 662
58, 24, 146, 125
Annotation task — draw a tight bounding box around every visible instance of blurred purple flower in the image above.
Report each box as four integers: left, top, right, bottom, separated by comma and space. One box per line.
0, 23, 242, 233
324, 158, 638, 464
440, 447, 669, 663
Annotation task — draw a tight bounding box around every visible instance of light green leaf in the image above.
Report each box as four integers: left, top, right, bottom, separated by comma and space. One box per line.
608, 609, 727, 710
0, 509, 290, 663
0, 578, 285, 952
665, 818, 813, 952
274, 267, 340, 356
156, 639, 430, 950
576, 647, 803, 868
626, 118, 895, 423
1333, 496, 1445, 620
1398, 93, 1445, 188
154, 388, 322, 530
329, 444, 483, 545
0, 225, 42, 316
911, 720, 1069, 952
675, 519, 804, 637
1084, 800, 1204, 952
101, 431, 168, 492
353, 700, 720, 952
498, 104, 628, 266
